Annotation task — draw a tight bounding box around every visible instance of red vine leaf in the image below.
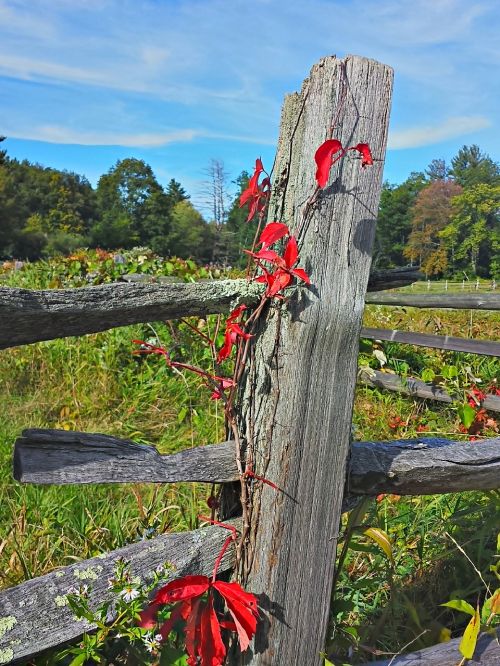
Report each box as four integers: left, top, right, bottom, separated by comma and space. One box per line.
349, 142, 373, 168
217, 304, 253, 363
314, 139, 344, 188
259, 222, 289, 249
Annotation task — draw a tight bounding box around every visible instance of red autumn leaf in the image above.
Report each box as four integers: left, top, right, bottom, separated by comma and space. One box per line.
314, 139, 344, 188
154, 575, 210, 605
158, 600, 190, 640
267, 269, 293, 297
217, 306, 253, 363
283, 236, 298, 268
139, 602, 161, 629
213, 580, 259, 652
259, 222, 289, 249
185, 598, 203, 665
349, 143, 373, 168
289, 267, 311, 284
239, 158, 270, 221
244, 247, 283, 264
200, 596, 226, 666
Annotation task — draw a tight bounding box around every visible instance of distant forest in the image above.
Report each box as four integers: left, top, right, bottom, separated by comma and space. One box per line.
1, 139, 499, 278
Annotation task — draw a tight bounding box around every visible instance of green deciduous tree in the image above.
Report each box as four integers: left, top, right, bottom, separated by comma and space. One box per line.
167, 200, 211, 261
441, 183, 500, 277
95, 158, 171, 251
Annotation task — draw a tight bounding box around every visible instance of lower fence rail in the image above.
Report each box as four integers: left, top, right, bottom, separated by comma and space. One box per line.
0, 522, 237, 664
362, 630, 500, 665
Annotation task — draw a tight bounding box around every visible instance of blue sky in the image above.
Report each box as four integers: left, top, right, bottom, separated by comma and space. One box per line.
1, 0, 499, 214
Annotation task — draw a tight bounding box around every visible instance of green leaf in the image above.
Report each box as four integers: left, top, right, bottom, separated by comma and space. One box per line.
160, 645, 189, 665
421, 368, 435, 382
457, 402, 476, 429
69, 654, 87, 666
364, 527, 394, 564
177, 406, 188, 423
459, 606, 480, 659
441, 599, 476, 617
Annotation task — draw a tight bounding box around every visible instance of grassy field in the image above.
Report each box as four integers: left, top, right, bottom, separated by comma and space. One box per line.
1, 252, 499, 663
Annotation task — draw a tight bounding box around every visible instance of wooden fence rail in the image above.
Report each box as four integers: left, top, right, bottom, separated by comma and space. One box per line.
14, 429, 500, 496
359, 368, 500, 413
364, 630, 500, 665
366, 291, 500, 310
0, 522, 238, 665
0, 267, 421, 351
361, 326, 500, 357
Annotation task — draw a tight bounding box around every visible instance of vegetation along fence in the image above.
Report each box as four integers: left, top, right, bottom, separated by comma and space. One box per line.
0, 55, 499, 665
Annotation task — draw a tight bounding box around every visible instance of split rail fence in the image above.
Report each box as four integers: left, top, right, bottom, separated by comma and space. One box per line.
0, 55, 499, 665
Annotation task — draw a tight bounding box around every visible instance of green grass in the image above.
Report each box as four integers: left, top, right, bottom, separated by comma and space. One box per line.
1, 253, 499, 663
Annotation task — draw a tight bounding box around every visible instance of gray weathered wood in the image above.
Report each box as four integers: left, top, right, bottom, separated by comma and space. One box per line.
366, 291, 500, 310
0, 268, 421, 351
14, 429, 238, 485
367, 267, 423, 292
229, 55, 393, 665
361, 326, 500, 357
358, 368, 500, 413
0, 521, 238, 665
363, 630, 500, 665
349, 437, 500, 495
0, 279, 262, 350
14, 429, 500, 497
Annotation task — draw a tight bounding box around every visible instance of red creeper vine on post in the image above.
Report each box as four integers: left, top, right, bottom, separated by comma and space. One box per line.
135, 129, 373, 664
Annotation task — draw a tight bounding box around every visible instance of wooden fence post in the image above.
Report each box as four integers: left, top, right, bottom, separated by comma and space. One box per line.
232, 55, 393, 665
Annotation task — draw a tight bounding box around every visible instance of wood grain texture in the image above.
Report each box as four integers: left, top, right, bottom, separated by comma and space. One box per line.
0, 268, 421, 351
349, 437, 500, 494
363, 631, 500, 665
361, 326, 500, 357
14, 429, 238, 484
0, 521, 239, 665
359, 368, 500, 413
366, 291, 500, 310
13, 429, 500, 497
367, 267, 423, 291
0, 279, 262, 350
228, 55, 393, 665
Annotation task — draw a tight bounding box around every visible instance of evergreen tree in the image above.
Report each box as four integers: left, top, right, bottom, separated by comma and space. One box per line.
450, 145, 500, 188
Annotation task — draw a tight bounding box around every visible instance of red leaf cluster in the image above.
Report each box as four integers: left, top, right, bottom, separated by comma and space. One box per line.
239, 158, 271, 221
314, 139, 373, 188
217, 304, 253, 363
139, 574, 259, 665
247, 223, 310, 298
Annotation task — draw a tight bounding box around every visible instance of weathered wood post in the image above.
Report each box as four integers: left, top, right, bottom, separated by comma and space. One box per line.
235, 55, 393, 664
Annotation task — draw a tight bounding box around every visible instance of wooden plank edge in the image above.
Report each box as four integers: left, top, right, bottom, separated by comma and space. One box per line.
13, 429, 500, 498
361, 326, 500, 357
0, 520, 239, 665
0, 265, 421, 351
365, 292, 500, 310
361, 630, 500, 665
349, 436, 500, 495
358, 368, 500, 413
14, 429, 238, 484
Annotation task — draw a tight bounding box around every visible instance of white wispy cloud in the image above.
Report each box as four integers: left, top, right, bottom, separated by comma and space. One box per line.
388, 116, 492, 149
3, 125, 275, 148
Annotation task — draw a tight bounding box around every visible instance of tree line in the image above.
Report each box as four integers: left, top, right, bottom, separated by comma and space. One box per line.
1, 138, 499, 277
375, 145, 500, 278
